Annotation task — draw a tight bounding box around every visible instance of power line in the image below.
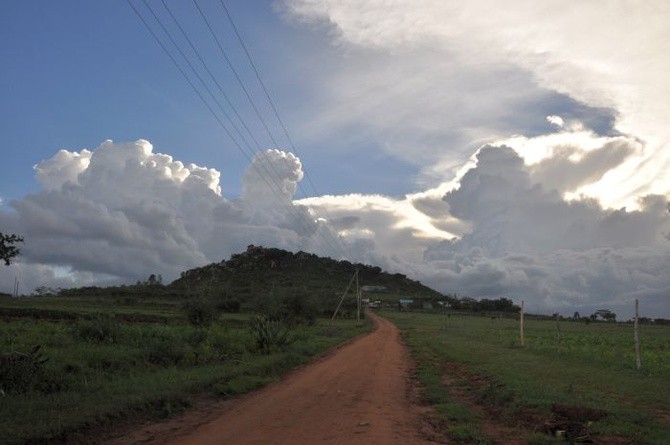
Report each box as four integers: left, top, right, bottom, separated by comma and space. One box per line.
127, 3, 288, 210
218, 0, 351, 258
189, 0, 347, 258
141, 0, 313, 229
217, 0, 320, 202
181, 0, 318, 234
219, 0, 319, 194
140, 0, 247, 153
127, 0, 240, 153
156, 0, 300, 204
127, 0, 343, 257
160, 0, 264, 154
192, 0, 281, 150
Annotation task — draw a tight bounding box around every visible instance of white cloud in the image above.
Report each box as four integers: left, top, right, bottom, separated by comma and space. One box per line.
34, 148, 92, 190
489, 129, 642, 204
420, 247, 670, 319
282, 0, 670, 208
298, 192, 455, 266
3, 2, 669, 321
0, 262, 113, 296
2, 139, 458, 296
242, 149, 304, 205
441, 146, 669, 255
298, 144, 670, 318
0, 141, 332, 292
421, 145, 670, 317
2, 139, 668, 318
546, 115, 564, 128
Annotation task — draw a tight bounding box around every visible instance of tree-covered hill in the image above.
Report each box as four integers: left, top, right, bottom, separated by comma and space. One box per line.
170, 245, 441, 310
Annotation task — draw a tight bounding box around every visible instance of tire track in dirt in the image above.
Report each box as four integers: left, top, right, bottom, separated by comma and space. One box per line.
108, 313, 435, 445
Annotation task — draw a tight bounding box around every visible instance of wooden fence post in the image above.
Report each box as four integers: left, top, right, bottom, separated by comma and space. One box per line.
356, 269, 361, 324
555, 313, 561, 353
520, 300, 525, 347
634, 299, 641, 370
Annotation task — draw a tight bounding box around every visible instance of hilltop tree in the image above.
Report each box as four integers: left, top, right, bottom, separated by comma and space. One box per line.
0, 232, 24, 266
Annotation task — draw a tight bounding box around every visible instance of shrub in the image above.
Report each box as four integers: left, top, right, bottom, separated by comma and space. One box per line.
209, 326, 251, 357
73, 313, 120, 343
0, 345, 52, 394
449, 425, 476, 442
252, 292, 319, 326
249, 314, 291, 353
280, 293, 318, 326
183, 298, 216, 327
216, 298, 241, 313
251, 295, 283, 320
144, 336, 191, 366
186, 328, 209, 347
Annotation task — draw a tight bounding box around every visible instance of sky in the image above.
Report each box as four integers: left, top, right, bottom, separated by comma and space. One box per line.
1, 0, 669, 319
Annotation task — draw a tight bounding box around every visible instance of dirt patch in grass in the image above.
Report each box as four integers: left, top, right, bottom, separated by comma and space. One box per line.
441, 362, 528, 444
437, 362, 640, 445
405, 368, 450, 443
545, 404, 608, 443
100, 395, 236, 445
655, 411, 670, 427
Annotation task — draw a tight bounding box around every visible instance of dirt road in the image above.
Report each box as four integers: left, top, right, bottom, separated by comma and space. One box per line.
114, 313, 435, 445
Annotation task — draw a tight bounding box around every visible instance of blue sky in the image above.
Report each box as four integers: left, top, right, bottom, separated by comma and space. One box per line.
0, 0, 417, 203
1, 1, 669, 318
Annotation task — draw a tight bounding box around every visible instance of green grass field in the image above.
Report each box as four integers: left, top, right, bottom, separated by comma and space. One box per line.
382, 310, 670, 445
0, 295, 371, 444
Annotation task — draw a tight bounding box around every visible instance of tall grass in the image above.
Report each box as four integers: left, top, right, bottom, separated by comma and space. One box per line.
383, 310, 670, 445
0, 298, 372, 445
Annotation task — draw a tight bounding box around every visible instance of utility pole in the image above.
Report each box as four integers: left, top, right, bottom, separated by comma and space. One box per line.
356, 268, 360, 323
634, 299, 641, 370
520, 300, 525, 347
332, 270, 358, 321
555, 312, 561, 353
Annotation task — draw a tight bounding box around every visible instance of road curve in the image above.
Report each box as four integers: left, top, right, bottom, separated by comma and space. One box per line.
153, 312, 432, 445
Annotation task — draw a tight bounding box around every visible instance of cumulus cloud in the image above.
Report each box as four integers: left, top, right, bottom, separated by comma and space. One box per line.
282, 0, 670, 208
4, 2, 669, 323
2, 139, 461, 296
0, 141, 332, 293
34, 149, 92, 190
546, 115, 564, 128
298, 143, 670, 317
298, 190, 458, 265
242, 149, 304, 204
491, 128, 643, 206
421, 145, 670, 317
2, 139, 668, 318
528, 140, 635, 194
421, 247, 670, 318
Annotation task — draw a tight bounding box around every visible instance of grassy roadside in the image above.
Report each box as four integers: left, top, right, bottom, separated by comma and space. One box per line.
0, 296, 372, 444
382, 310, 670, 445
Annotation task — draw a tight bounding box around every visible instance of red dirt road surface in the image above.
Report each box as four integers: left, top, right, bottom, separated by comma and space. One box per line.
133, 313, 434, 445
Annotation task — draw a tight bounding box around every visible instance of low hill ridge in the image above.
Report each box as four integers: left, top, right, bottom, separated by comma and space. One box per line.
171, 245, 441, 302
